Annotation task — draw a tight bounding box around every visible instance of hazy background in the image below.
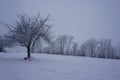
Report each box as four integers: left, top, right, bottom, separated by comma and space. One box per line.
0, 0, 120, 45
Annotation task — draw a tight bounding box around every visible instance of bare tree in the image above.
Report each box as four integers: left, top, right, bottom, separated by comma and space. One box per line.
97, 39, 115, 58
0, 36, 5, 52
103, 39, 114, 58
56, 35, 68, 55
0, 35, 13, 52
80, 44, 86, 56
66, 36, 74, 55
71, 42, 78, 56
49, 40, 57, 54
5, 13, 52, 59
84, 39, 97, 57
97, 39, 105, 58
31, 40, 43, 53
116, 44, 120, 59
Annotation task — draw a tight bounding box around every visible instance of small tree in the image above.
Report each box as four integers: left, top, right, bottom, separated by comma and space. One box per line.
71, 42, 78, 56
6, 13, 52, 59
84, 38, 97, 57
66, 36, 74, 55
0, 36, 5, 52
0, 35, 13, 52
56, 35, 68, 55
80, 44, 86, 56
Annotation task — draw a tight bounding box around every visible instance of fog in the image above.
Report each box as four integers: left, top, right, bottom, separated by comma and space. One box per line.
0, 0, 120, 45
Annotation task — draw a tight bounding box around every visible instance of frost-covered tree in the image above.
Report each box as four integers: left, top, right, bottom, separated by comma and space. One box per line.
66, 36, 74, 55
0, 35, 13, 52
43, 35, 74, 55
0, 36, 5, 52
71, 42, 78, 56
56, 35, 68, 55
97, 39, 115, 58
81, 39, 97, 57
80, 44, 86, 56
49, 40, 57, 54
6, 13, 52, 59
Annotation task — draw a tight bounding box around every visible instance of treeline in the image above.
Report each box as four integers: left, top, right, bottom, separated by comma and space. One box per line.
32, 35, 120, 60
0, 13, 120, 60
1, 32, 120, 60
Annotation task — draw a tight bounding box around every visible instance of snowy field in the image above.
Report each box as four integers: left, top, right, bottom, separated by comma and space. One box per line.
0, 52, 120, 80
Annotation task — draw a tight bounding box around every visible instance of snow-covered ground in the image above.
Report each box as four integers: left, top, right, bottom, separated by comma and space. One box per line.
0, 52, 120, 80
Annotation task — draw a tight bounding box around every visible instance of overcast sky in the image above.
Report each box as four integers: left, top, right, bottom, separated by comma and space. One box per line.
0, 0, 120, 45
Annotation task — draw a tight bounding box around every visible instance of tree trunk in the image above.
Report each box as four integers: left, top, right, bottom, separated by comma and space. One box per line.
27, 45, 31, 59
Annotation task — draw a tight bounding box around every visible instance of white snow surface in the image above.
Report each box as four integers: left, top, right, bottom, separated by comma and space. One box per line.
0, 52, 120, 80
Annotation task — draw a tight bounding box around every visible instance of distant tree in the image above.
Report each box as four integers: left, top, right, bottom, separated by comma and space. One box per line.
116, 44, 120, 59
49, 40, 57, 54
97, 39, 105, 58
80, 44, 86, 56
43, 46, 51, 54
56, 35, 68, 55
66, 36, 74, 55
5, 13, 52, 59
71, 42, 79, 56
83, 39, 97, 57
43, 35, 74, 55
97, 39, 115, 58
31, 40, 43, 53
0, 35, 13, 52
0, 36, 5, 52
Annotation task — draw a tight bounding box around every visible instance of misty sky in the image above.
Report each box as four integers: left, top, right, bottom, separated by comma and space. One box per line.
0, 0, 120, 45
